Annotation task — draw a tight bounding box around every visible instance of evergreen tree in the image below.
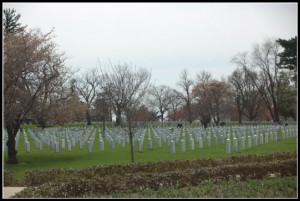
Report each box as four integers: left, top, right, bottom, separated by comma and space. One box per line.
3, 8, 26, 35
277, 36, 297, 86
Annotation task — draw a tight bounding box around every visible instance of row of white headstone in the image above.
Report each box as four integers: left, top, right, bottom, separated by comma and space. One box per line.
6, 124, 297, 154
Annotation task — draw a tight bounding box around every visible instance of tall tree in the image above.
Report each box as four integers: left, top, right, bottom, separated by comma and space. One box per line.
148, 85, 173, 122
228, 68, 245, 124
193, 78, 229, 127
192, 82, 213, 128
277, 71, 297, 121
277, 36, 297, 87
100, 63, 151, 163
73, 68, 100, 125
3, 8, 26, 35
228, 67, 263, 123
177, 69, 194, 123
168, 89, 184, 121
4, 19, 68, 164
232, 38, 282, 123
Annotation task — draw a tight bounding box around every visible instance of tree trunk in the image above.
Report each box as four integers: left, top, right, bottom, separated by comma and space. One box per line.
160, 111, 164, 122
115, 110, 122, 126
238, 110, 243, 124
187, 101, 193, 124
128, 120, 134, 163
5, 120, 20, 164
273, 103, 280, 123
86, 109, 91, 125
38, 115, 47, 130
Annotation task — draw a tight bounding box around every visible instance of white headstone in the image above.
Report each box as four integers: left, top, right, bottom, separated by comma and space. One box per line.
99, 140, 104, 151
181, 139, 186, 152
61, 139, 65, 149
190, 138, 194, 150
226, 139, 231, 154
67, 140, 72, 151
171, 140, 175, 154
55, 142, 59, 153
233, 137, 237, 152
241, 136, 245, 150
214, 135, 217, 147
254, 135, 258, 146
260, 134, 263, 145
148, 138, 152, 150
207, 136, 210, 148
25, 141, 30, 153
199, 137, 203, 149
138, 139, 142, 152
88, 141, 92, 153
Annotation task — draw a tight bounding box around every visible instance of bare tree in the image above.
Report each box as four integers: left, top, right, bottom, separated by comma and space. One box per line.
73, 68, 100, 125
192, 83, 213, 128
192, 78, 229, 127
232, 38, 282, 123
243, 70, 264, 121
228, 68, 245, 124
196, 70, 212, 83
100, 63, 151, 163
4, 26, 69, 164
177, 69, 194, 123
148, 85, 173, 122
168, 89, 184, 121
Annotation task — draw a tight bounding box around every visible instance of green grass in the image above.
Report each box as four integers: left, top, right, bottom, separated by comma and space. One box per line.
4, 125, 298, 185
90, 176, 297, 198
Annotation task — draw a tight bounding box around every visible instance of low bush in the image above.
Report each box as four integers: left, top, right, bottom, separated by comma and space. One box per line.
24, 151, 296, 186
14, 152, 297, 198
4, 170, 17, 186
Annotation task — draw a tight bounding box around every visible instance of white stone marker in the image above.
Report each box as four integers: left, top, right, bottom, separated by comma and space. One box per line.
207, 136, 210, 148
138, 139, 142, 152
25, 141, 30, 153
110, 139, 115, 149
67, 140, 72, 151
254, 135, 258, 146
99, 140, 104, 151
190, 138, 194, 150
61, 139, 65, 149
157, 137, 161, 148
264, 133, 268, 144
38, 140, 42, 151
79, 139, 83, 149
55, 142, 59, 153
148, 138, 152, 150
282, 131, 285, 140
199, 137, 203, 149
270, 132, 273, 142
88, 141, 92, 153
214, 135, 218, 147
241, 137, 245, 150
171, 140, 175, 154
181, 139, 186, 152
233, 137, 238, 152
226, 138, 231, 154
220, 134, 224, 145
121, 138, 125, 148
274, 131, 278, 142
259, 134, 264, 144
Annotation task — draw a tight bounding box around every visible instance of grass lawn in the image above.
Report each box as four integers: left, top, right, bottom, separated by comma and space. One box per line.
3, 125, 298, 185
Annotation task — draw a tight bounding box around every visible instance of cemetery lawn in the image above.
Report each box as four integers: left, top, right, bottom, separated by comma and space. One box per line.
3, 126, 297, 186
106, 176, 297, 198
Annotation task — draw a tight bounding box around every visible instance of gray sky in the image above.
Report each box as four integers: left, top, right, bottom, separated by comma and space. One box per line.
3, 2, 298, 90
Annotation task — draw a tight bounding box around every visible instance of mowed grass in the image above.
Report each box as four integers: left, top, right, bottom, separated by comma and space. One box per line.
3, 125, 298, 185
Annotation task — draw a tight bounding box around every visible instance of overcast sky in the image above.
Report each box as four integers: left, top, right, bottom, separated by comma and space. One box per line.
3, 2, 298, 90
